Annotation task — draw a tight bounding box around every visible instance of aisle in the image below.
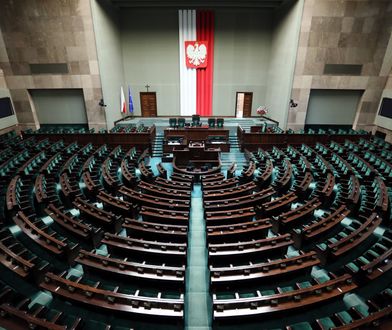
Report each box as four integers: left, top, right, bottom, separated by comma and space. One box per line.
185, 184, 212, 329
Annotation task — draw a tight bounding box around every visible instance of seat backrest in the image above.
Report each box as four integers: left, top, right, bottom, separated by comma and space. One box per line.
192, 114, 201, 126
178, 118, 186, 128
208, 118, 216, 128
217, 118, 224, 128
169, 118, 177, 127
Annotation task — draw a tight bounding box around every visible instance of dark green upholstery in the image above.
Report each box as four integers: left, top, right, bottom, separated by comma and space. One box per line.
169, 117, 177, 127
178, 117, 185, 128
216, 118, 224, 128
192, 114, 200, 126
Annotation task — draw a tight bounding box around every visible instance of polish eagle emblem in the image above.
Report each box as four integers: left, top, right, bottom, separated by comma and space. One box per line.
185, 41, 208, 68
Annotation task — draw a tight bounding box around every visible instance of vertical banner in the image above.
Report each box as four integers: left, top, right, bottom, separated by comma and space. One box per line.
196, 10, 214, 117
179, 9, 196, 116
179, 10, 214, 117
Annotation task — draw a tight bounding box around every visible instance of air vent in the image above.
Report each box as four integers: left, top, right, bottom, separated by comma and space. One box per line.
29, 63, 69, 74
323, 64, 362, 75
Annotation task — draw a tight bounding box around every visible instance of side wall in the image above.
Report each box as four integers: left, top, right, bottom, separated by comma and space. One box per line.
91, 0, 126, 128
0, 0, 106, 131
289, 0, 392, 131
265, 0, 304, 128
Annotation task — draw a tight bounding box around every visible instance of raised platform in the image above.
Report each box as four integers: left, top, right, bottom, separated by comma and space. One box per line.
118, 117, 276, 135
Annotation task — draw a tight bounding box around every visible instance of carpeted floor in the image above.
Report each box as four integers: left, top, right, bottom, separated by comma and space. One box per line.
185, 184, 212, 329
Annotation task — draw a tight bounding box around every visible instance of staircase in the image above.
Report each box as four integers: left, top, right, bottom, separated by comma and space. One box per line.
221, 133, 248, 172
151, 132, 164, 157
236, 118, 254, 132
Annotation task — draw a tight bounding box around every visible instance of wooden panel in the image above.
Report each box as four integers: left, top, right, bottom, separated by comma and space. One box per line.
164, 127, 229, 141
22, 125, 156, 153
140, 92, 157, 117
243, 92, 253, 117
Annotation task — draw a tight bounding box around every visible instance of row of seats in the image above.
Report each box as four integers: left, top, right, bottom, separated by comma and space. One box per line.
205, 139, 391, 327
0, 129, 391, 329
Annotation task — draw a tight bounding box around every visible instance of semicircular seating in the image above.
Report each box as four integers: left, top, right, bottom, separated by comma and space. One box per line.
0, 128, 390, 330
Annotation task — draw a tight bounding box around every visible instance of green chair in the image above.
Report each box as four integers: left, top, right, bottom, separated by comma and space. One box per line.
169, 118, 177, 128
192, 114, 201, 126
289, 322, 312, 330
216, 118, 224, 128
208, 118, 216, 128
178, 118, 185, 128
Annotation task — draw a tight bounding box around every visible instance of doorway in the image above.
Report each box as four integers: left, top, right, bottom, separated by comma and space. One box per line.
140, 92, 157, 117
235, 92, 252, 118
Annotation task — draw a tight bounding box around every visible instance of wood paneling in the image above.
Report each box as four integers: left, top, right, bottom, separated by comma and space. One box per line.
243, 92, 253, 117
140, 92, 157, 117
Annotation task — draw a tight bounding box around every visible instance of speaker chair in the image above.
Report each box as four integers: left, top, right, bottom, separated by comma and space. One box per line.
192, 114, 201, 126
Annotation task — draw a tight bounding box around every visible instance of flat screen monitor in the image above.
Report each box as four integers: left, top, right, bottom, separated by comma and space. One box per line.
0, 97, 14, 118
378, 97, 392, 119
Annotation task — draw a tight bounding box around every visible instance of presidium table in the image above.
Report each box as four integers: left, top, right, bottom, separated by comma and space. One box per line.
163, 126, 230, 153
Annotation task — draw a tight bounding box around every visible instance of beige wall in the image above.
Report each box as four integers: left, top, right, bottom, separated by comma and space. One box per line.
213, 9, 273, 117
121, 8, 180, 117
288, 0, 392, 131
0, 0, 106, 131
265, 0, 304, 128
92, 0, 125, 129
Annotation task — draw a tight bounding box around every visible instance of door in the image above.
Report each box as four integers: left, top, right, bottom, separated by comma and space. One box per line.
235, 92, 253, 118
140, 92, 157, 117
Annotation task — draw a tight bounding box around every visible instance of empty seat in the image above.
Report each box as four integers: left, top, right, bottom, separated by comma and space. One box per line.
192, 114, 201, 126
178, 117, 186, 128
216, 118, 224, 128
169, 117, 177, 128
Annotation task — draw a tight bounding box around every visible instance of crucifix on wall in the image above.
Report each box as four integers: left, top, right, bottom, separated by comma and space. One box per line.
145, 84, 150, 92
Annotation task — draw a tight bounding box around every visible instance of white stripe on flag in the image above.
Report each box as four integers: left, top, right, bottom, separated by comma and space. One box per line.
179, 9, 196, 116
120, 86, 126, 114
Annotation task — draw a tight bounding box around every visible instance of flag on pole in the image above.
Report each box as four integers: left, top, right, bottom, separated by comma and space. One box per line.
120, 86, 126, 114
128, 86, 134, 114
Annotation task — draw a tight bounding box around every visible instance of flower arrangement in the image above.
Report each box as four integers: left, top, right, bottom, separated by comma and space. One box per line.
256, 106, 268, 116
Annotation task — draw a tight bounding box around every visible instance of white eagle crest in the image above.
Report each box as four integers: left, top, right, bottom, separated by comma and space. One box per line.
186, 42, 207, 67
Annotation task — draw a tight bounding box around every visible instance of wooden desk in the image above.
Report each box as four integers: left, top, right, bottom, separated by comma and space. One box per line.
164, 127, 230, 152
164, 127, 229, 141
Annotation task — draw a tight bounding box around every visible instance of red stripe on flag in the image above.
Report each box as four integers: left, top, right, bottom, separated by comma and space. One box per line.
196, 10, 214, 116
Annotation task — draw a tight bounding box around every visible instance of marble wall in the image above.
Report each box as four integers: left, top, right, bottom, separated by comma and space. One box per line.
0, 0, 106, 130
0, 69, 6, 89
288, 0, 392, 131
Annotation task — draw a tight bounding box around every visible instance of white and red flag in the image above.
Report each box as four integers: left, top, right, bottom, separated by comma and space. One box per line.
179, 10, 214, 116
120, 86, 126, 114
